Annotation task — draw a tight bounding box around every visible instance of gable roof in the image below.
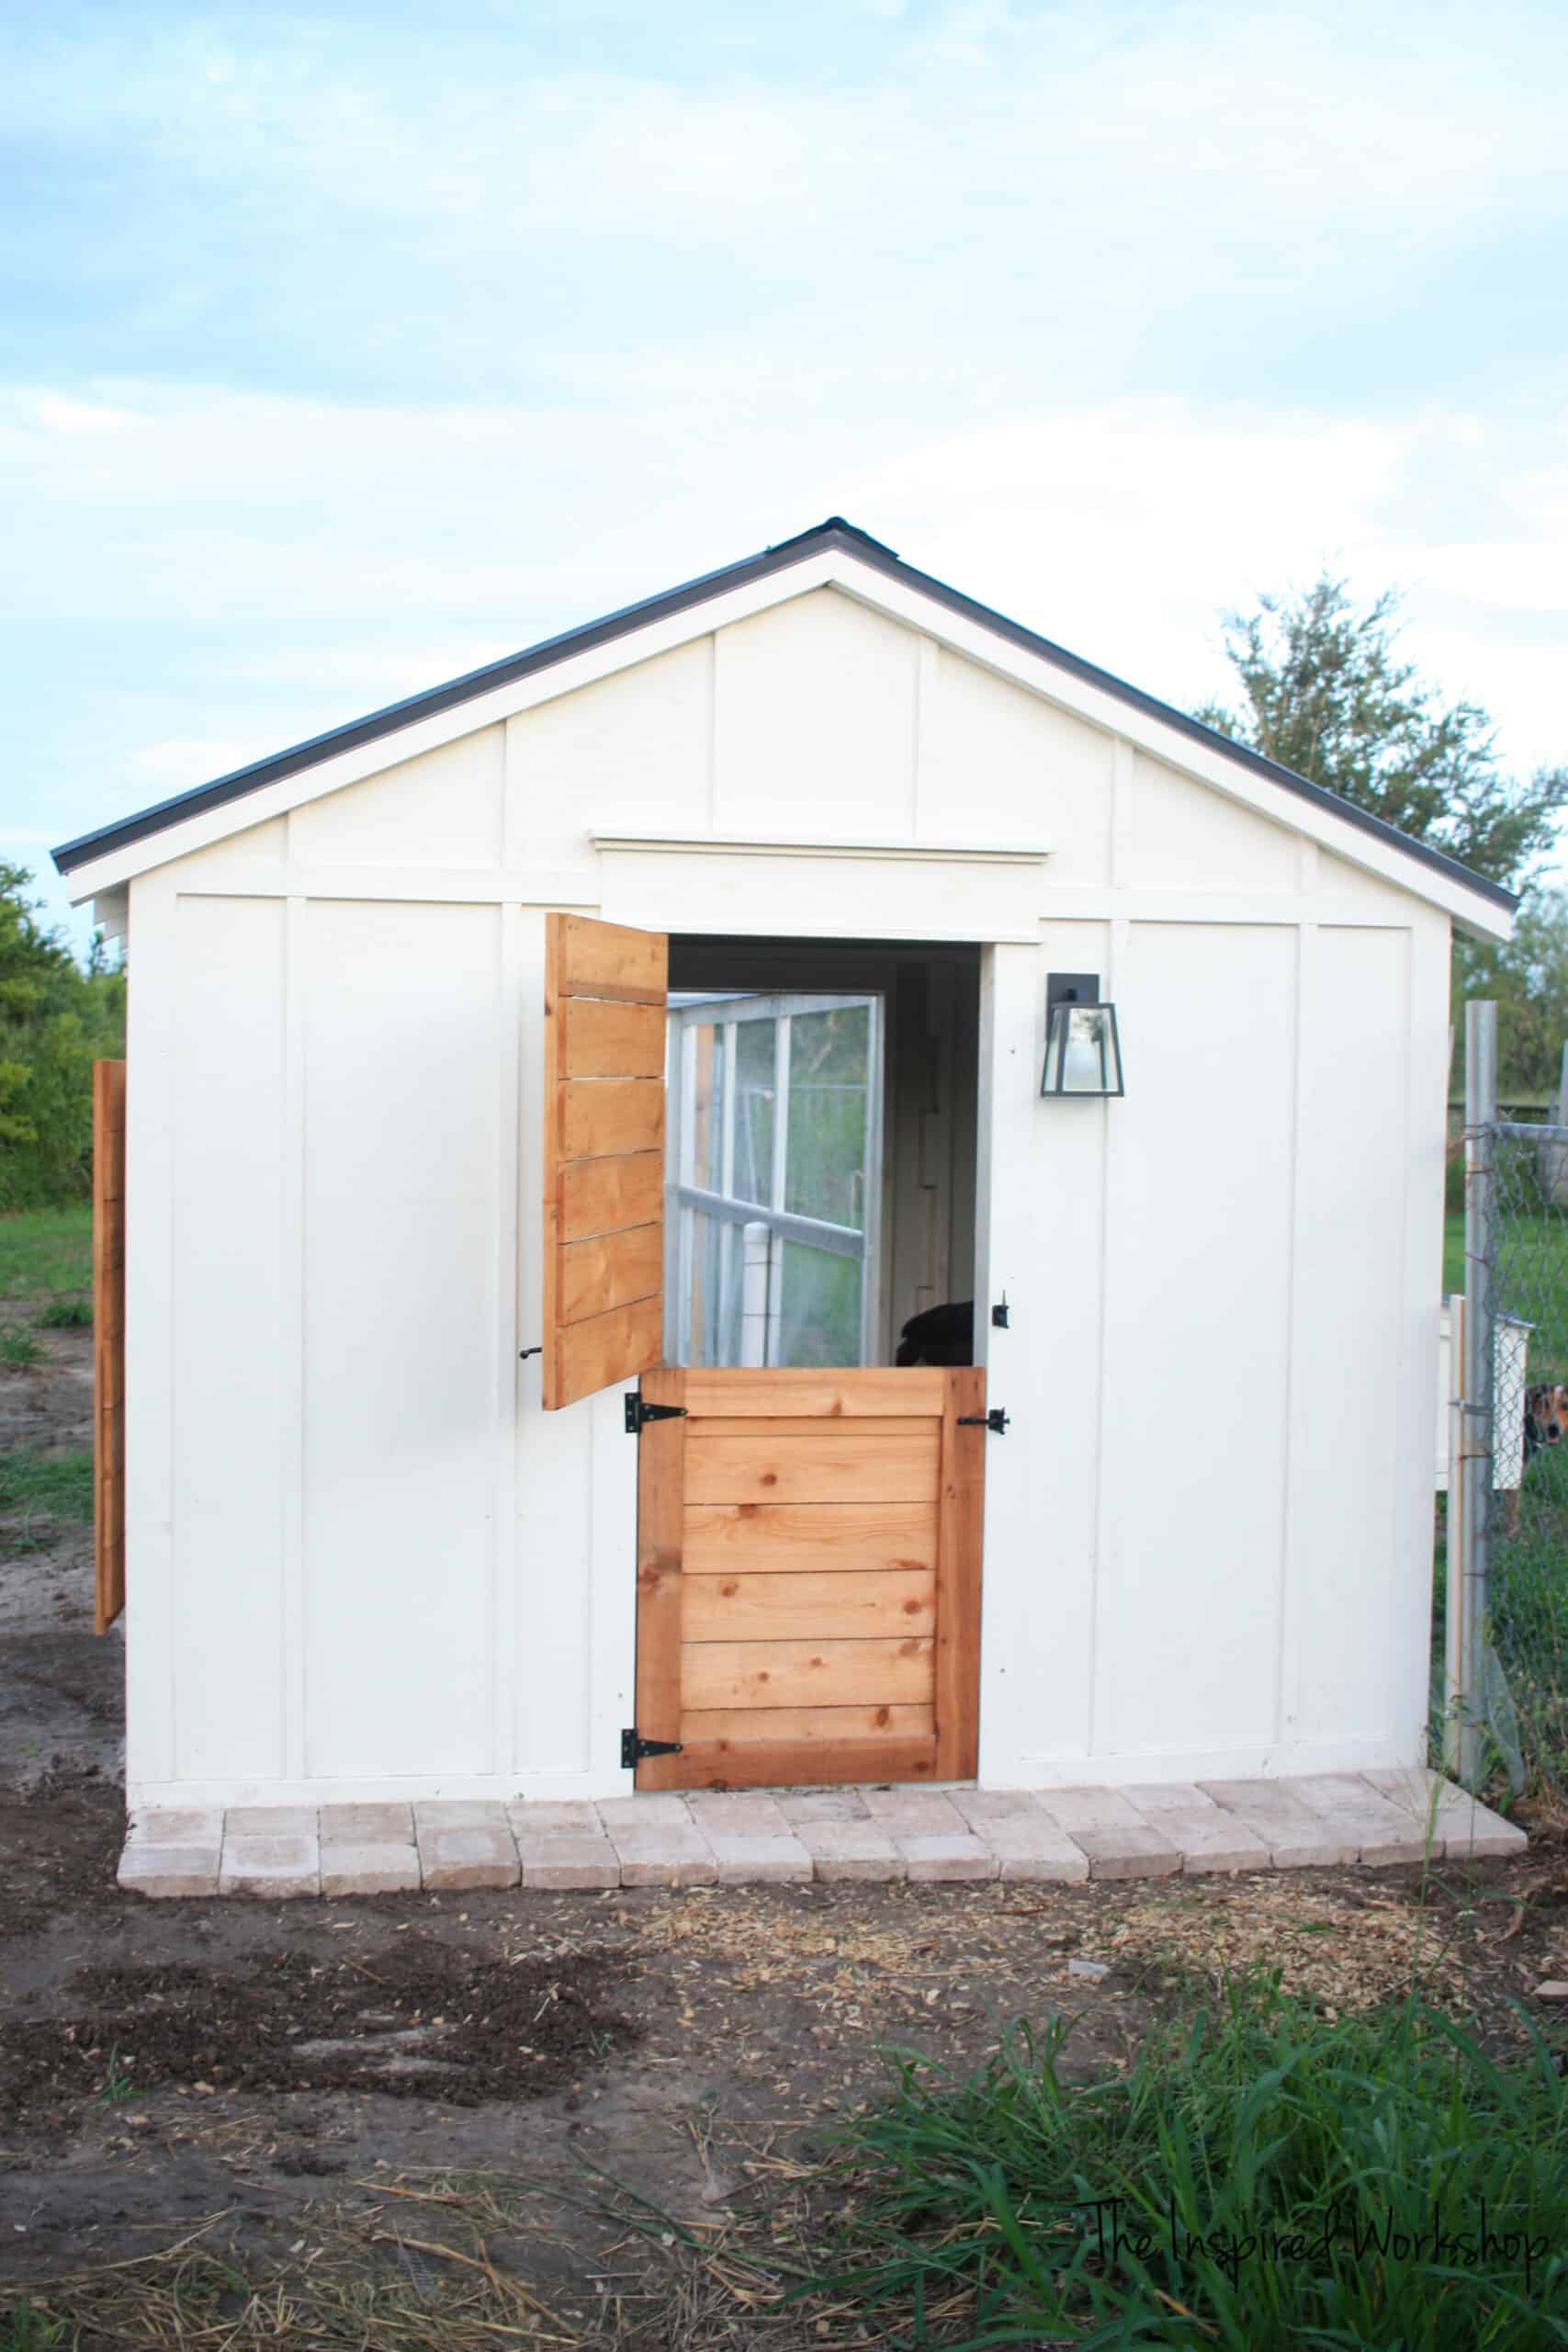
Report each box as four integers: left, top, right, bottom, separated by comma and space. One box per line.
51, 515, 1517, 919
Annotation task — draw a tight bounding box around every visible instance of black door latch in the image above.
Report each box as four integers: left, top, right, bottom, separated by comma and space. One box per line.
625, 1396, 689, 1433
621, 1728, 683, 1768
958, 1408, 1010, 1434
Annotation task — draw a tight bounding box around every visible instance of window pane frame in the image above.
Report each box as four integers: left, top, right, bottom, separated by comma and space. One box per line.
664, 990, 884, 1368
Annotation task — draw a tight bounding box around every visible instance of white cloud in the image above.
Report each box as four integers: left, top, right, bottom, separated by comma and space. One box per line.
8, 377, 1562, 805
841, 399, 1568, 776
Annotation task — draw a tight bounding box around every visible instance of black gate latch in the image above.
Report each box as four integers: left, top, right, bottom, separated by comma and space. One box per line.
959, 1408, 1010, 1434
625, 1396, 688, 1433
622, 1728, 683, 1768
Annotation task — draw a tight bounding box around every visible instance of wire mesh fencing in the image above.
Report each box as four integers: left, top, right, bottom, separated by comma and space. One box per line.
1472, 1117, 1568, 1795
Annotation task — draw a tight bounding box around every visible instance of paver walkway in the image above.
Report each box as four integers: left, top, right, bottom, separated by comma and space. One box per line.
118, 1770, 1525, 1899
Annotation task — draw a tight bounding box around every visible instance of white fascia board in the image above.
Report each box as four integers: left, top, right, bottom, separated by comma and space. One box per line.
63, 545, 1513, 941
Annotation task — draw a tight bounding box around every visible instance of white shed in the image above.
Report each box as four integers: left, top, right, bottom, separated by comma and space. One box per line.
54, 519, 1516, 1811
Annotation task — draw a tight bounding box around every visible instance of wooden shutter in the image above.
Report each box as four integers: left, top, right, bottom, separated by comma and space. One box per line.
542, 914, 669, 1409
93, 1058, 127, 1634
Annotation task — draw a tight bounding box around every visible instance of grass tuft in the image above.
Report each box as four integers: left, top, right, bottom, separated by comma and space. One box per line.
761, 1982, 1568, 2346
35, 1295, 90, 1329
0, 2302, 69, 2351
0, 1327, 44, 1368
0, 1449, 95, 1555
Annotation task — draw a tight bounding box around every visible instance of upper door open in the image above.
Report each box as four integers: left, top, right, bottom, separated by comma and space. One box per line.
541, 913, 670, 1409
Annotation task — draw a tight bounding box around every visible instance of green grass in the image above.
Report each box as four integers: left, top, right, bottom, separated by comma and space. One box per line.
0, 1449, 95, 1555
0, 1327, 43, 1367
787, 1984, 1568, 2348
0, 2304, 69, 2351
36, 1295, 91, 1329
0, 1205, 93, 1305
94, 2046, 136, 2108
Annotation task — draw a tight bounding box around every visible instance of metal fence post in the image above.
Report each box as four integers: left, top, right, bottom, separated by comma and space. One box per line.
1455, 1000, 1497, 1791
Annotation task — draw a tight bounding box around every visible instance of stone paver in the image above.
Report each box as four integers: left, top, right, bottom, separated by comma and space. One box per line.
319, 1803, 415, 1843
317, 1804, 421, 1894
509, 1799, 621, 1890
952, 1789, 1091, 1880
320, 1841, 422, 1896
774, 1789, 869, 1824
1035, 1786, 1151, 1833
218, 1833, 321, 1898
225, 1804, 318, 1838
504, 1801, 604, 1836
1199, 1780, 1359, 1868
861, 1788, 968, 1832
1119, 1784, 1269, 1874
898, 1832, 999, 1882
1363, 1769, 1528, 1858
796, 1817, 908, 1881
415, 1822, 520, 1892
1119, 1781, 1216, 1816
686, 1792, 814, 1883
1073, 1825, 1184, 1881
118, 1843, 221, 1898
521, 1840, 621, 1891
1036, 1787, 1182, 1880
1290, 1774, 1432, 1866
126, 1805, 224, 1849
412, 1800, 512, 1830
117, 1772, 1528, 1897
601, 1804, 719, 1888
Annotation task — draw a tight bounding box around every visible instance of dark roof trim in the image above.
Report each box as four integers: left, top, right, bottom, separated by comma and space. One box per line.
53, 516, 1517, 913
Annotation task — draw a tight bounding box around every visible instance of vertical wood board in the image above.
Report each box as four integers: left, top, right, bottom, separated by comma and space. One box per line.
93, 1058, 127, 1636
543, 912, 668, 1408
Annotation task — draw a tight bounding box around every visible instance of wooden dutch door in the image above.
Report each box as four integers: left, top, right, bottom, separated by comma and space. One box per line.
541, 914, 985, 1790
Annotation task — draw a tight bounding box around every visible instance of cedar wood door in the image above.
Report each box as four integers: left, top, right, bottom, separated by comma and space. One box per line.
632, 1367, 984, 1790
93, 1058, 127, 1634
539, 912, 986, 1788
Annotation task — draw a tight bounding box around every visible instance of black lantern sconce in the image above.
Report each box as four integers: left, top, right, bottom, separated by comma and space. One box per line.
1042, 973, 1124, 1098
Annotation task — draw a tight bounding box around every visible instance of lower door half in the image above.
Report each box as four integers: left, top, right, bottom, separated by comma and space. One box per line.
631, 1365, 984, 1790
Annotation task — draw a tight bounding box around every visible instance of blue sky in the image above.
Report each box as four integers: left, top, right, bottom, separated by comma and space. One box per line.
6, 0, 1567, 944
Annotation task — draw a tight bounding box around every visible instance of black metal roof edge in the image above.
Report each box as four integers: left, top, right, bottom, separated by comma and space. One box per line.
52, 515, 1517, 914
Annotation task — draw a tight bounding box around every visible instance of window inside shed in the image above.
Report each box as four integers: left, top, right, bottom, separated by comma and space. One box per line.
664, 938, 980, 1371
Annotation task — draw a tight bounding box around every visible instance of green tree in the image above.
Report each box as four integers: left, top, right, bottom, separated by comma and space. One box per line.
0, 865, 126, 1209
1457, 888, 1568, 1102
1199, 576, 1568, 1100
1197, 575, 1568, 890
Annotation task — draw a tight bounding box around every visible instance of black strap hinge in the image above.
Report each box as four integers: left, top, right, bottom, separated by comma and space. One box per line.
959, 1408, 1010, 1434
625, 1396, 689, 1433
622, 1728, 683, 1768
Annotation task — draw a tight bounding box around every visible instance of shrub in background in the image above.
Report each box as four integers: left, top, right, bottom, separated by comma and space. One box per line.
0, 865, 124, 1212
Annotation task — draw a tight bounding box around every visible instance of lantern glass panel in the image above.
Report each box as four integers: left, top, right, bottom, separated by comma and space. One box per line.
1043, 1001, 1123, 1096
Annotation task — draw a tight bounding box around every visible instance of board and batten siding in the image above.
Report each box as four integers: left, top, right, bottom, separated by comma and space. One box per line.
120, 584, 1450, 1802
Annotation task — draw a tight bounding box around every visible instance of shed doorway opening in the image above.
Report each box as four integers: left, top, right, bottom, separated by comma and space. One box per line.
537, 914, 988, 1792
664, 936, 982, 1373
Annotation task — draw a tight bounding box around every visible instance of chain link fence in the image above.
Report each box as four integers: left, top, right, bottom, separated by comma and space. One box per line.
1441, 1003, 1568, 1795
1477, 1117, 1568, 1793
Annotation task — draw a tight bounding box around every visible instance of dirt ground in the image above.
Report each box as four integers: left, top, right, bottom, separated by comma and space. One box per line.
0, 1330, 1556, 2347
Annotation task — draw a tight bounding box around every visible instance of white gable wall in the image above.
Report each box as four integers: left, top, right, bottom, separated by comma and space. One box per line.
120, 583, 1451, 1802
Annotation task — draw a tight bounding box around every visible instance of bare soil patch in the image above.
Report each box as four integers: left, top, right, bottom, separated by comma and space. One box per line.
1, 1939, 637, 2120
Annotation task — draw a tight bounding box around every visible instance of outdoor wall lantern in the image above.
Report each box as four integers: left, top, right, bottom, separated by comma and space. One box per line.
1042, 973, 1124, 1098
